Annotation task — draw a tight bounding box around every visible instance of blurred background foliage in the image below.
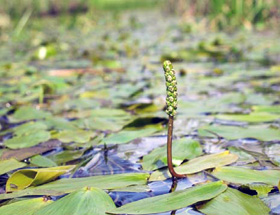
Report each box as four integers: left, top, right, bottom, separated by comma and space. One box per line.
0, 0, 279, 31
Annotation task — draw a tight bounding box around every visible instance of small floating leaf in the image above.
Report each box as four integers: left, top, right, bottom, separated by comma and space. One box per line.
198, 188, 270, 215
6, 165, 75, 192
104, 126, 162, 144
107, 181, 227, 214
35, 187, 116, 215
54, 129, 94, 143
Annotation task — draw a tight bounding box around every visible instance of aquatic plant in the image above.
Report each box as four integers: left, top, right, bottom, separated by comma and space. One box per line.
163, 60, 185, 178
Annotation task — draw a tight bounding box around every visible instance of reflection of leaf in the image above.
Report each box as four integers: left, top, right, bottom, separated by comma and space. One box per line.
107, 181, 227, 215
0, 173, 149, 200
104, 126, 162, 144
150, 151, 238, 181
228, 146, 256, 164
0, 197, 52, 215
142, 138, 202, 171
215, 112, 280, 122
5, 130, 51, 149
265, 144, 280, 166
35, 187, 116, 215
199, 125, 280, 141
6, 165, 75, 192
212, 166, 280, 186
198, 188, 270, 215
0, 159, 26, 175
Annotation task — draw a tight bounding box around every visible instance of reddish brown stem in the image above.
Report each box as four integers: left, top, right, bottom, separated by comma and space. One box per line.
167, 116, 186, 178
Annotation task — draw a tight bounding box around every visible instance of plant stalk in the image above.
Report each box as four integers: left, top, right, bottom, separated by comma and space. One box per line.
167, 116, 185, 178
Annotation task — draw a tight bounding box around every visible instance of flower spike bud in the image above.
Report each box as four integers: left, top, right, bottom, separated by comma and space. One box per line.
163, 60, 178, 116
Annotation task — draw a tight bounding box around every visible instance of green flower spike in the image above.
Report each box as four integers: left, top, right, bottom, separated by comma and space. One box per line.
163, 60, 178, 116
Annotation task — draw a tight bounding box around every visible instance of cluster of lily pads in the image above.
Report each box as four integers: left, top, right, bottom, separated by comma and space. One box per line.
0, 6, 280, 215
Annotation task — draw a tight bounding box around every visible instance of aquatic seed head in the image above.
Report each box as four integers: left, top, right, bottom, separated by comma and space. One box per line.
163, 60, 177, 116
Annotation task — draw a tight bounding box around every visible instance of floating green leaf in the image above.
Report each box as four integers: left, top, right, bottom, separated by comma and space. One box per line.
4, 130, 51, 149
54, 129, 94, 143
142, 138, 202, 171
198, 188, 270, 215
104, 126, 162, 144
107, 181, 227, 214
0, 197, 52, 215
215, 112, 280, 123
212, 166, 280, 186
0, 173, 149, 200
6, 165, 75, 192
35, 187, 116, 215
150, 151, 238, 181
30, 155, 57, 167
248, 184, 274, 197
199, 125, 280, 141
9, 106, 52, 122
253, 105, 280, 114
0, 158, 26, 175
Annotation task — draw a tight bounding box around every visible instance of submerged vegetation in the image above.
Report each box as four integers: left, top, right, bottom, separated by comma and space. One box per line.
0, 0, 280, 214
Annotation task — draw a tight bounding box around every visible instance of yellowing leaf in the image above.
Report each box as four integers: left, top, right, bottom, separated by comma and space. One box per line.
6, 165, 75, 192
